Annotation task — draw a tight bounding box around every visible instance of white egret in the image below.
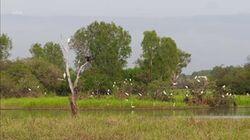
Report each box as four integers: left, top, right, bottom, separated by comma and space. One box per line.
172, 82, 177, 86
125, 92, 129, 96
67, 38, 71, 43
131, 103, 135, 109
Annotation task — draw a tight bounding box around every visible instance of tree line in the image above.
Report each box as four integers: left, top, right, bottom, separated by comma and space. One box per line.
0, 21, 249, 99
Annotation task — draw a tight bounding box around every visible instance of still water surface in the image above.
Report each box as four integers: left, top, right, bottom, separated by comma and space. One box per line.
1, 107, 250, 119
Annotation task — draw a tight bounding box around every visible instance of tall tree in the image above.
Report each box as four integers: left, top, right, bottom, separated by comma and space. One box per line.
69, 21, 132, 89
172, 49, 191, 84
154, 37, 179, 81
30, 42, 64, 69
139, 31, 180, 83
140, 30, 160, 82
0, 34, 12, 60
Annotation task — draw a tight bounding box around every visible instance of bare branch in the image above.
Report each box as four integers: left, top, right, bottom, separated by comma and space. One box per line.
73, 62, 91, 88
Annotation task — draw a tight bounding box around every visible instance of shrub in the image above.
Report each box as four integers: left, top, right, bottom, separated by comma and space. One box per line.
208, 83, 237, 107
27, 59, 65, 94
0, 59, 68, 97
210, 66, 250, 94
80, 69, 112, 94
0, 60, 44, 97
147, 80, 173, 101
185, 76, 209, 105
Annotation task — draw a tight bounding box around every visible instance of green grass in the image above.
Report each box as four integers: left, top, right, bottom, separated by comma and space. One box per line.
1, 94, 249, 109
235, 95, 250, 107
0, 96, 189, 109
1, 111, 250, 140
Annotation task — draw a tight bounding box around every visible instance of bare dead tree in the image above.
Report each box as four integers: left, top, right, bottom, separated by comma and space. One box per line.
61, 39, 91, 116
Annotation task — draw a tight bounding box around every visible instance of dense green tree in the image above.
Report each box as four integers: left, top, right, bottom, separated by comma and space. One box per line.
139, 31, 180, 83
210, 65, 250, 94
0, 34, 12, 60
140, 31, 160, 82
30, 42, 64, 69
29, 43, 44, 58
153, 37, 179, 81
69, 21, 132, 91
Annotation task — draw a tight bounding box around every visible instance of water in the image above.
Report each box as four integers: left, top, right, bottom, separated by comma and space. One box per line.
1, 107, 250, 119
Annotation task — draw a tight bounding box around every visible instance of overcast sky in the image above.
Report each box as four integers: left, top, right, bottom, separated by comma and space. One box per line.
1, 0, 250, 74
2, 0, 250, 17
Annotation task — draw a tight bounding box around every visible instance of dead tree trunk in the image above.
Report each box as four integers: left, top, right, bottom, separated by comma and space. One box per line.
62, 42, 90, 116
70, 88, 78, 116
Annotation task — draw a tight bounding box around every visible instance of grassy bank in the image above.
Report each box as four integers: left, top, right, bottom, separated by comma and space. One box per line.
0, 96, 188, 110
1, 112, 250, 140
1, 95, 250, 109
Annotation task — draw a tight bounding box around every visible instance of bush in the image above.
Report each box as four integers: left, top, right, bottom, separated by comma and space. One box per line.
0, 59, 68, 97
210, 66, 250, 94
147, 80, 173, 101
208, 83, 237, 107
0, 72, 18, 97
185, 76, 209, 105
0, 60, 44, 97
28, 59, 66, 94
80, 69, 113, 94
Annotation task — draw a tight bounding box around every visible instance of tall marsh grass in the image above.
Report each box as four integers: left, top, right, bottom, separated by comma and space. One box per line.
1, 112, 250, 140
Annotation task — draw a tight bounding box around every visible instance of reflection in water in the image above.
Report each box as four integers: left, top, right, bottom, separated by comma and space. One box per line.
1, 107, 250, 119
